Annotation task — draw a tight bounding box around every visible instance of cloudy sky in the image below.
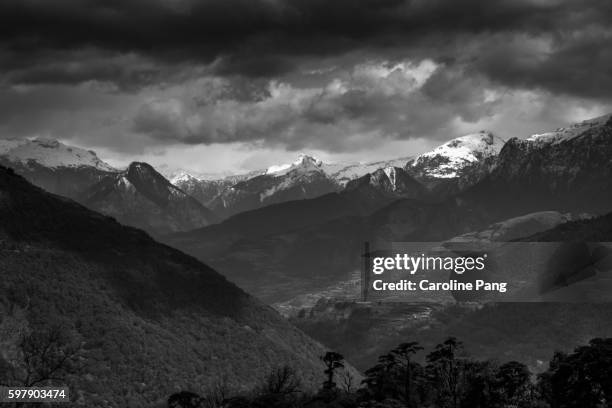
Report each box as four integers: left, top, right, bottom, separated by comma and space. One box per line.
1, 0, 611, 174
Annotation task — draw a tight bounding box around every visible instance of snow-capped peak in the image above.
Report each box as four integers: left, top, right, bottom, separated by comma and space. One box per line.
526, 113, 612, 145
265, 154, 323, 175
411, 131, 504, 178
323, 157, 412, 186
0, 137, 115, 171
170, 171, 199, 185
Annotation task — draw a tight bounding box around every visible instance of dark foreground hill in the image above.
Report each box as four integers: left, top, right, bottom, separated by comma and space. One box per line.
0, 166, 337, 407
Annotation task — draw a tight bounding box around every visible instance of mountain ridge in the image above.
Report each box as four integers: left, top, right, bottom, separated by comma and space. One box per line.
82, 162, 217, 235
164, 113, 612, 303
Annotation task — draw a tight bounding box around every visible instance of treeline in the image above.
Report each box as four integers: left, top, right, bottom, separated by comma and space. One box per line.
168, 337, 611, 408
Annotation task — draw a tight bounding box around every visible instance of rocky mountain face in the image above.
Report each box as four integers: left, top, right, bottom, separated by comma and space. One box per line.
172, 155, 415, 220
82, 162, 217, 235
170, 172, 255, 208
321, 157, 413, 186
0, 138, 117, 200
207, 155, 342, 219
345, 166, 427, 199
0, 165, 337, 407
463, 114, 612, 218
406, 131, 505, 197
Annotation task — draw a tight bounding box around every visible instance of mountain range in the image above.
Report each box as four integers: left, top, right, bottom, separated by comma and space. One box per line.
172, 154, 417, 219
2, 114, 612, 297
0, 129, 504, 235
2, 112, 612, 395
172, 132, 503, 219
163, 113, 612, 304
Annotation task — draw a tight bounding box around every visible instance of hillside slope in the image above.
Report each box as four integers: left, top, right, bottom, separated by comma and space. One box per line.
0, 166, 336, 407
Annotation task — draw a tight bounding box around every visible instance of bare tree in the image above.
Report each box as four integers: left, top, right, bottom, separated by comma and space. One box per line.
263, 365, 301, 395
1, 325, 82, 388
339, 369, 355, 393
321, 351, 345, 390
201, 376, 232, 408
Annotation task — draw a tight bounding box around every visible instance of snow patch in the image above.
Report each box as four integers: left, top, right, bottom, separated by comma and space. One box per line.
265, 154, 323, 175
412, 131, 504, 178
170, 172, 199, 185
0, 137, 115, 171
325, 157, 412, 185
383, 167, 397, 190
526, 113, 612, 145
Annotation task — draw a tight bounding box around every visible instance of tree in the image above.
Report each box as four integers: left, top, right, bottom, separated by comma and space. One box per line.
460, 360, 497, 408
321, 351, 344, 390
495, 361, 532, 407
538, 338, 612, 408
168, 391, 204, 408
262, 366, 301, 396
339, 368, 356, 393
0, 325, 82, 388
426, 337, 464, 408
201, 378, 231, 408
390, 341, 423, 407
362, 353, 397, 401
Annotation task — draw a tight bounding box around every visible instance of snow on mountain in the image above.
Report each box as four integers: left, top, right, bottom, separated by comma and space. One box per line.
410, 131, 504, 179
258, 170, 323, 201
526, 113, 612, 146
263, 154, 413, 185
170, 171, 200, 185
0, 137, 115, 171
171, 154, 415, 218
170, 170, 261, 209
0, 139, 22, 155
209, 162, 340, 219
383, 167, 398, 190
324, 157, 413, 186
472, 112, 612, 216
265, 154, 324, 175
173, 154, 413, 193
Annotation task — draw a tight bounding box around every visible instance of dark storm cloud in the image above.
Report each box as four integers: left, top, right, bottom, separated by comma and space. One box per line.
1, 0, 612, 157
1, 0, 611, 98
